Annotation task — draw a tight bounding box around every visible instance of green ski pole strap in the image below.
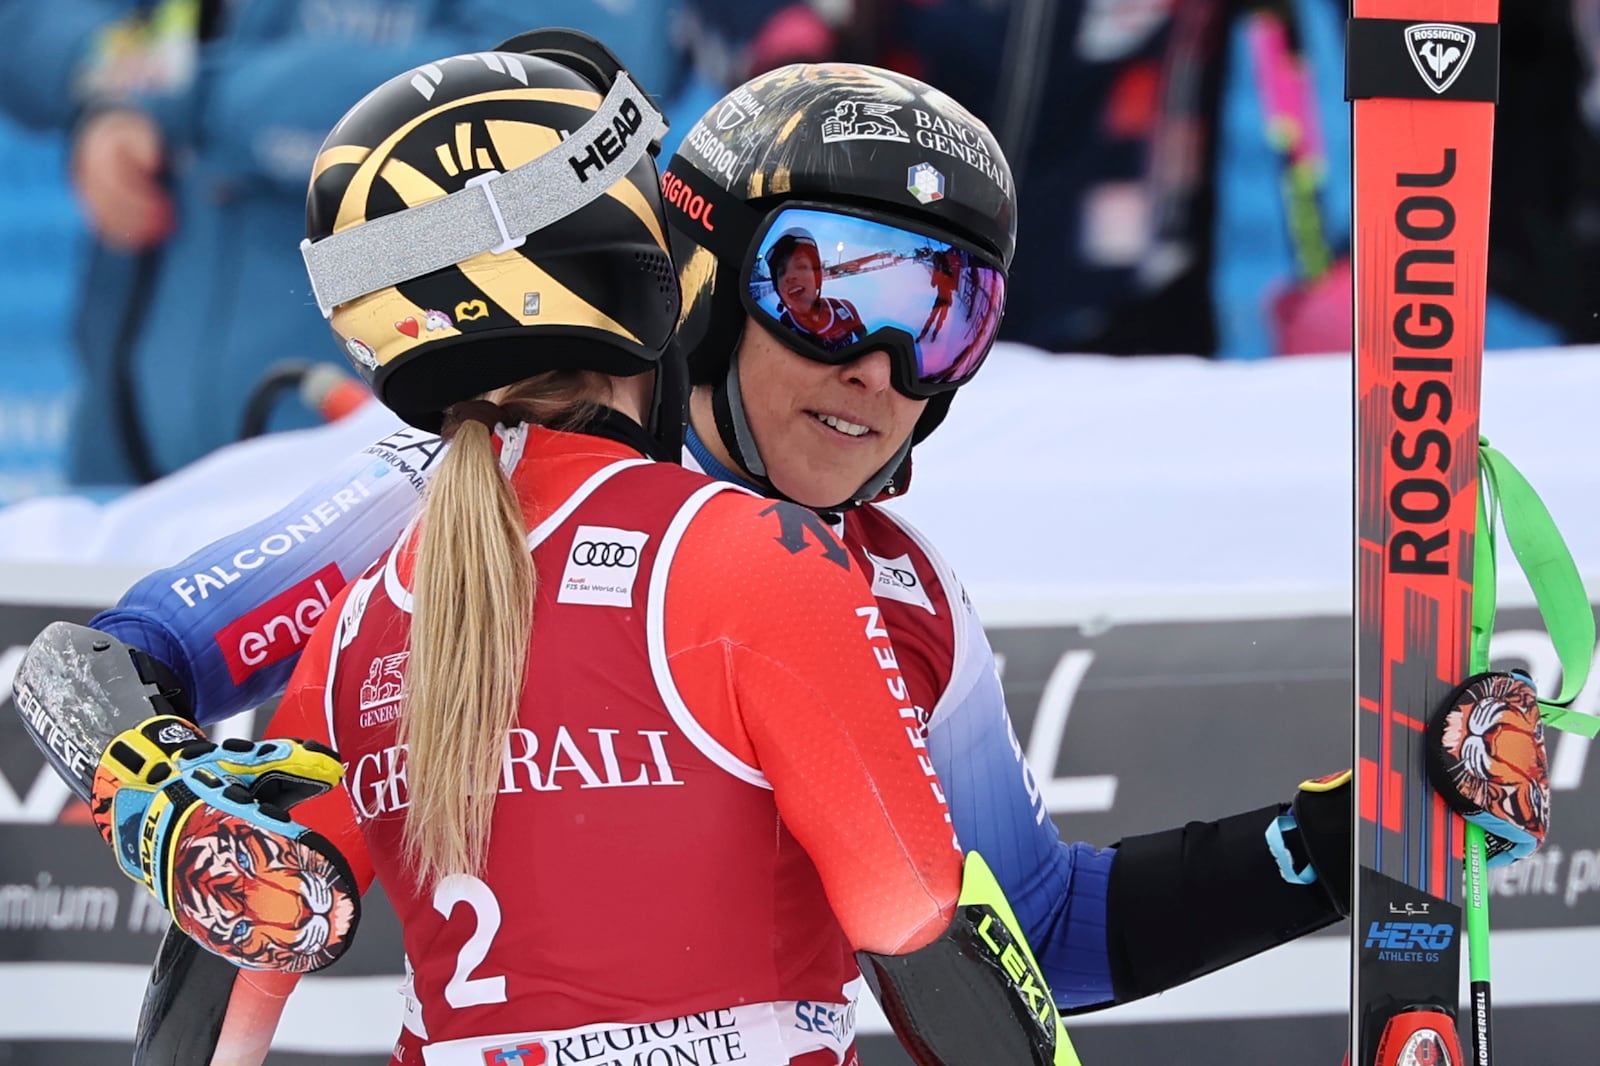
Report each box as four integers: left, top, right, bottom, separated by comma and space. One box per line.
1472, 478, 1497, 675
1479, 440, 1597, 734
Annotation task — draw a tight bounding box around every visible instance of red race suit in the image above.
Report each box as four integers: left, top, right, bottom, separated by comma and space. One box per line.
264, 424, 962, 1066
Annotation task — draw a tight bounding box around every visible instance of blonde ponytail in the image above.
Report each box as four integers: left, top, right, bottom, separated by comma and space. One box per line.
398, 371, 607, 886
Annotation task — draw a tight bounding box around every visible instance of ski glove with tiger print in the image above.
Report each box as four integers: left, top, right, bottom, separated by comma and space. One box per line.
1428, 671, 1549, 866
91, 715, 361, 973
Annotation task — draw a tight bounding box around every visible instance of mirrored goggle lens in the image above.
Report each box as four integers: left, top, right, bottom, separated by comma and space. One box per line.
747, 208, 1006, 387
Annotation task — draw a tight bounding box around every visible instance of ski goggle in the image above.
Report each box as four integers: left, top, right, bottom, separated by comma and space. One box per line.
741, 205, 1008, 398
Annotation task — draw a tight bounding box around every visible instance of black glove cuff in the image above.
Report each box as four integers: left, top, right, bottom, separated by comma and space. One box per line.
1106, 802, 1343, 1005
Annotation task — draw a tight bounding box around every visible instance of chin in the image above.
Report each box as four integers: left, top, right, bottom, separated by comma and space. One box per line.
769, 471, 849, 509
778, 484, 842, 509
784, 469, 877, 509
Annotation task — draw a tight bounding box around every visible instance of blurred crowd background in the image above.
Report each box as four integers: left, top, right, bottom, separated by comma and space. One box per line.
0, 0, 1596, 507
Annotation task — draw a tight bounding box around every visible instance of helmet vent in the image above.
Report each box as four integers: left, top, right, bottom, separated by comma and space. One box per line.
635, 249, 676, 302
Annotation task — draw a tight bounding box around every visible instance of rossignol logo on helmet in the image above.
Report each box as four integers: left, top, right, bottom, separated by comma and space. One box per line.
819, 99, 909, 144
683, 122, 738, 180
661, 171, 716, 231
1404, 23, 1475, 95
569, 96, 645, 183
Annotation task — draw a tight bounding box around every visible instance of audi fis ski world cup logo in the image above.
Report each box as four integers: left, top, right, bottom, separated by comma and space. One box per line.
557, 525, 649, 608
878, 563, 916, 588
1405, 23, 1475, 95
865, 550, 936, 614
571, 541, 638, 568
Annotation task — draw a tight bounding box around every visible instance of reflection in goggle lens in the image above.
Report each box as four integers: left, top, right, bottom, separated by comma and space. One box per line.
746, 208, 1006, 392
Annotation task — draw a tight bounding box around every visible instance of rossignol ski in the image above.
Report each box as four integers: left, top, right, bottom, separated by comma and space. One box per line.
1348, 3, 1500, 1065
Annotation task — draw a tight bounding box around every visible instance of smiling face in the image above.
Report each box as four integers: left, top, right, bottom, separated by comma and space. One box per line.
720, 317, 927, 507
775, 242, 823, 318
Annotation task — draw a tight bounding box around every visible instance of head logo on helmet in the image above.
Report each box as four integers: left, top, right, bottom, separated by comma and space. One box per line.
568, 96, 647, 182
300, 32, 682, 437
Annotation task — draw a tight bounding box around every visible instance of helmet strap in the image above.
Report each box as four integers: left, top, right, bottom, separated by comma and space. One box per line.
851, 434, 913, 507
713, 350, 768, 481
646, 340, 690, 462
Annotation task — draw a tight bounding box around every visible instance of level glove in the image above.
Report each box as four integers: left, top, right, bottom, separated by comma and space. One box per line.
91, 715, 360, 972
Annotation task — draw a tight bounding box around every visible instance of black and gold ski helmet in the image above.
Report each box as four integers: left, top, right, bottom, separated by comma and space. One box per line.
661, 63, 1017, 450
302, 30, 679, 432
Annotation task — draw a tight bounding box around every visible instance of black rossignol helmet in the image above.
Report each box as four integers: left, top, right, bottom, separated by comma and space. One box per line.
301, 30, 683, 443
659, 63, 1017, 503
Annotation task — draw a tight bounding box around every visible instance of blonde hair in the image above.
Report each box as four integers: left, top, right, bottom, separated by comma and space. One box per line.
398, 370, 608, 887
